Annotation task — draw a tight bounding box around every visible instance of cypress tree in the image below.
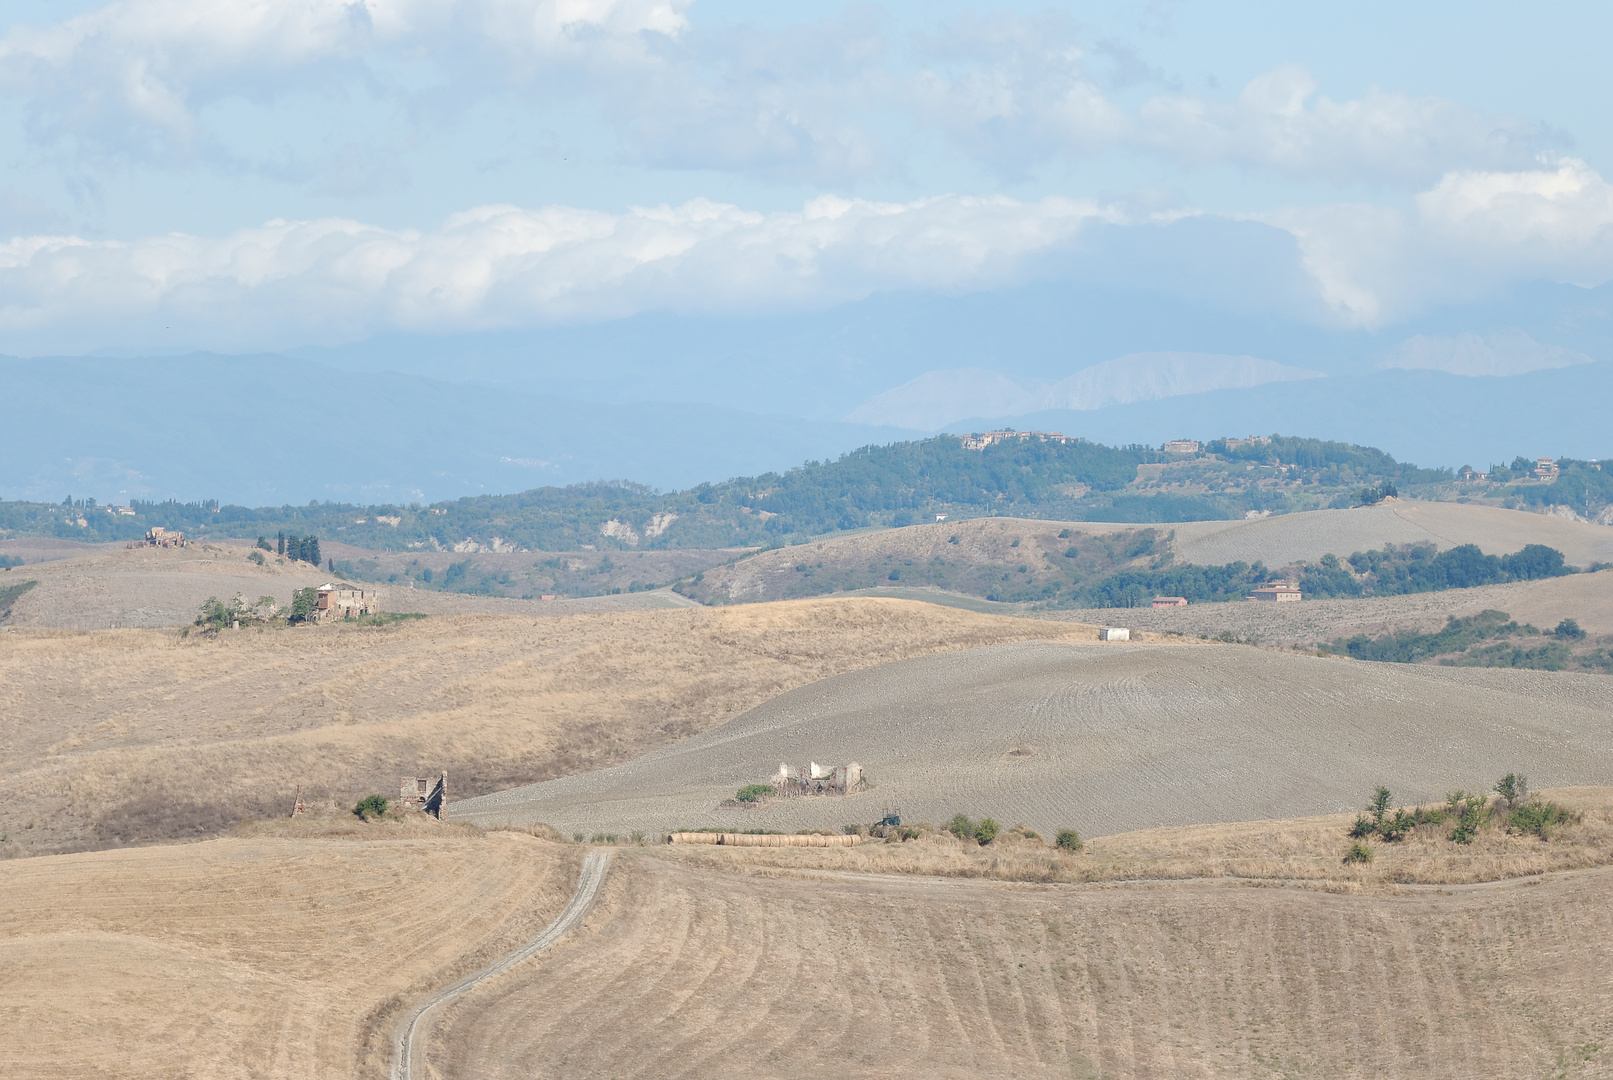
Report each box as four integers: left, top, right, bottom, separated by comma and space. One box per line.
308, 536, 321, 567
277, 531, 285, 556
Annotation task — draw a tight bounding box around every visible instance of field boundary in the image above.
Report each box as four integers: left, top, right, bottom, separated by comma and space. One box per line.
392, 849, 612, 1080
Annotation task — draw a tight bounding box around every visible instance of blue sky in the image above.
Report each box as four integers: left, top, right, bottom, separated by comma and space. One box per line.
1, 0, 1611, 357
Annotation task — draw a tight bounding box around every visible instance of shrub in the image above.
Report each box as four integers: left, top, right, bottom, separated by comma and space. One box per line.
1554, 618, 1585, 639
354, 794, 388, 820
974, 818, 999, 846
1348, 815, 1376, 839
247, 550, 266, 566
735, 784, 774, 803
1055, 829, 1083, 852
1494, 773, 1528, 808
1344, 841, 1372, 864
947, 813, 975, 839
1368, 785, 1392, 823
843, 824, 865, 836
573, 832, 585, 843
897, 826, 920, 841
1379, 808, 1417, 842
1506, 800, 1578, 840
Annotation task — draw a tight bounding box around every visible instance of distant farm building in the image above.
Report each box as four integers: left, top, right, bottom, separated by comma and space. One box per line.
958, 429, 1076, 451
145, 527, 186, 548
1249, 583, 1302, 602
1099, 627, 1130, 641
315, 582, 380, 621
1222, 435, 1272, 451
1152, 596, 1188, 608
399, 773, 447, 818
1163, 440, 1200, 454
770, 761, 864, 797
1534, 457, 1560, 479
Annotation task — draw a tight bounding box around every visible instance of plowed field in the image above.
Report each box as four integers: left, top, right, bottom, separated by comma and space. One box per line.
432, 854, 1613, 1080
454, 641, 1613, 838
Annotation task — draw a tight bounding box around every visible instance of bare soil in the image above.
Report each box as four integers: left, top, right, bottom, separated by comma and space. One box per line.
453, 640, 1613, 840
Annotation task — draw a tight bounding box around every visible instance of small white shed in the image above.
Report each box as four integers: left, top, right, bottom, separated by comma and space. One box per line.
1099, 627, 1130, 641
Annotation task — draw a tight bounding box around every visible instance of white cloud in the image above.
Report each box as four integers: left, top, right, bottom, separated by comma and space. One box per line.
0, 193, 1114, 351
0, 0, 689, 159
0, 1, 1566, 188
1265, 159, 1613, 325
910, 14, 1559, 185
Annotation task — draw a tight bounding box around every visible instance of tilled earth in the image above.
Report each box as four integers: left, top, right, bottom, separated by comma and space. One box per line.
433, 854, 1613, 1080
454, 640, 1613, 838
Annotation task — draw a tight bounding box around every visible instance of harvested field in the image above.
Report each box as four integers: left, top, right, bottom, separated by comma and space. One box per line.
0, 822, 576, 1080
454, 640, 1613, 838
433, 852, 1613, 1080
0, 598, 1095, 855
1054, 566, 1613, 645
1169, 501, 1613, 569
0, 540, 702, 630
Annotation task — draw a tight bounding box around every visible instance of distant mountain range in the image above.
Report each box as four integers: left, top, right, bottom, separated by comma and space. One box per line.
9, 265, 1609, 504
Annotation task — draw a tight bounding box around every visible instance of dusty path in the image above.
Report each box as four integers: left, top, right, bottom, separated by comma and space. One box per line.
393, 850, 612, 1080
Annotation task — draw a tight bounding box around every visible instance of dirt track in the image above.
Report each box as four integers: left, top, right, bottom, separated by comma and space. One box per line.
433, 854, 1613, 1080
453, 640, 1613, 838
395, 849, 611, 1080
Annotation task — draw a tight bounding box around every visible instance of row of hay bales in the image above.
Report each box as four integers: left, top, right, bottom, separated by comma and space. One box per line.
666, 832, 862, 847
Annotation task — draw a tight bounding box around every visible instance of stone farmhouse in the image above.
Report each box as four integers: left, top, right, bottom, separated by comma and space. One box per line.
314, 582, 380, 621
770, 761, 864, 797
1249, 582, 1302, 602
145, 527, 187, 547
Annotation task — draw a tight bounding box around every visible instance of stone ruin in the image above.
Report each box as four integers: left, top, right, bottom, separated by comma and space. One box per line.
398, 772, 447, 819
769, 761, 864, 798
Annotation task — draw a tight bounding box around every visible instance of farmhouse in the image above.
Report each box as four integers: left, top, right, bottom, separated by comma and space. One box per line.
1249, 583, 1302, 602
1163, 440, 1200, 454
145, 527, 186, 547
1152, 596, 1188, 608
314, 582, 380, 621
1534, 457, 1560, 479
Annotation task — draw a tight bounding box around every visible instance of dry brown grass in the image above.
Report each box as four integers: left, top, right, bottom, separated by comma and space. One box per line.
0, 598, 1098, 855
0, 824, 575, 1080
657, 787, 1613, 889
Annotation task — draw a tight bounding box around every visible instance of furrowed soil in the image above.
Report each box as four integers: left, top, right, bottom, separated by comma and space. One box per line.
0, 821, 576, 1080
434, 847, 1613, 1080
453, 640, 1613, 839
0, 598, 1101, 856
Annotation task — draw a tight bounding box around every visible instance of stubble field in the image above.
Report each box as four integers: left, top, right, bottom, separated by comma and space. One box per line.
0, 598, 1097, 855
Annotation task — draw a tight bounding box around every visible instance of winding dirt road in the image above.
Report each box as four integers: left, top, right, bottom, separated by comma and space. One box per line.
392, 849, 612, 1080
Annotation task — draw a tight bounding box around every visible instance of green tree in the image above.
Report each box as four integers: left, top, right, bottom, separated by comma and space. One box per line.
973, 818, 999, 845
287, 586, 319, 624
1494, 773, 1528, 808
354, 795, 388, 819
1368, 786, 1392, 824
1055, 829, 1082, 852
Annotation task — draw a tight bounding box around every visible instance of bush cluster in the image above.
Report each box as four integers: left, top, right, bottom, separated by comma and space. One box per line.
1345, 774, 1579, 854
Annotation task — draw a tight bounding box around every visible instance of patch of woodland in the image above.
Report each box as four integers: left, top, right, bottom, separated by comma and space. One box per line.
1324, 608, 1613, 673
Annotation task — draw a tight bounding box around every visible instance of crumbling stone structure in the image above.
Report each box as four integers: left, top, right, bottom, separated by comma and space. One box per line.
769, 761, 864, 797
399, 772, 447, 818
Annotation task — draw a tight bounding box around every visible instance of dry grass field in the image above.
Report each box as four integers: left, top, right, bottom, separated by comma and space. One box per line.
7, 796, 1613, 1079
0, 540, 704, 630
1169, 501, 1613, 569
668, 502, 1613, 608
453, 640, 1613, 839
0, 819, 577, 1080
0, 598, 1098, 856
434, 844, 1613, 1080
1055, 566, 1613, 645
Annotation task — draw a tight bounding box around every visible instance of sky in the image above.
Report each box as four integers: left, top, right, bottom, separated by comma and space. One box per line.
1, 0, 1611, 357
